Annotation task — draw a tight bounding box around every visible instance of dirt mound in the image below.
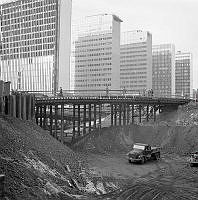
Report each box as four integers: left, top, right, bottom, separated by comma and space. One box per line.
74, 103, 198, 156
74, 123, 198, 156
73, 126, 134, 154
176, 102, 198, 126
2, 102, 198, 199
154, 102, 198, 126
0, 116, 100, 200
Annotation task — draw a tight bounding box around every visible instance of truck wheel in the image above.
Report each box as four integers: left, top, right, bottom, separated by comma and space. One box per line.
190, 163, 194, 167
128, 159, 132, 164
154, 153, 160, 160
141, 157, 145, 164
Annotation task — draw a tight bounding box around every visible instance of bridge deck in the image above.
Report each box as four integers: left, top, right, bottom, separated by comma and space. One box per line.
35, 96, 190, 105
34, 95, 190, 144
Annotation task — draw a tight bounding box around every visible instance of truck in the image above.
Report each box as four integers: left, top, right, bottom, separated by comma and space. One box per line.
188, 152, 198, 167
127, 143, 160, 164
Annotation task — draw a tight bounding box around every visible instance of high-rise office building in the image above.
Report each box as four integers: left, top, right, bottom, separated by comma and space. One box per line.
175, 51, 192, 97
152, 44, 175, 97
72, 14, 122, 94
120, 30, 152, 94
0, 0, 72, 92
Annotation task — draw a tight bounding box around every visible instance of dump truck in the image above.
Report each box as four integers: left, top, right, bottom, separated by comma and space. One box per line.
127, 143, 160, 164
189, 152, 198, 167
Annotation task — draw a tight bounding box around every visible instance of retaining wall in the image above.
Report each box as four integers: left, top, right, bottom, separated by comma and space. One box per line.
0, 94, 35, 120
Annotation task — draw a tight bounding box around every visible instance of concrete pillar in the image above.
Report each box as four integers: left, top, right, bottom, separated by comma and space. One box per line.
35, 105, 39, 124
94, 104, 97, 129
61, 104, 64, 143
12, 95, 16, 118
114, 104, 117, 126
88, 104, 91, 133
22, 95, 27, 120
3, 81, 11, 96
8, 95, 11, 116
0, 80, 4, 97
132, 104, 134, 124
139, 105, 142, 123
31, 95, 35, 120
0, 97, 4, 114
78, 104, 81, 136
72, 104, 76, 140
119, 104, 122, 126
98, 104, 101, 129
17, 94, 22, 119
83, 104, 86, 135
28, 95, 32, 120
127, 104, 130, 125
4, 96, 8, 115
50, 105, 53, 135
123, 104, 126, 126
146, 105, 149, 122
0, 81, 4, 115
111, 104, 114, 126
43, 105, 47, 129
39, 106, 42, 127
54, 105, 58, 138
154, 105, 156, 122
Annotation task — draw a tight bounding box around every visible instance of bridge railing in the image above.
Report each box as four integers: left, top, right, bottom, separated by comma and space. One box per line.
22, 90, 194, 102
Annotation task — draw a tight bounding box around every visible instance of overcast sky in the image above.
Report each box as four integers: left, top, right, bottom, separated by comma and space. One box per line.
72, 0, 198, 88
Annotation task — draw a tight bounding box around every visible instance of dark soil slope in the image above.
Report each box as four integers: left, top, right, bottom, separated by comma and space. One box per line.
0, 115, 90, 200
74, 103, 198, 155
74, 124, 198, 155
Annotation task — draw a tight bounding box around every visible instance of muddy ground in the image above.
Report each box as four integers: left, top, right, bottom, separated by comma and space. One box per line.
84, 152, 198, 199
1, 103, 198, 199
87, 152, 160, 179
74, 103, 198, 199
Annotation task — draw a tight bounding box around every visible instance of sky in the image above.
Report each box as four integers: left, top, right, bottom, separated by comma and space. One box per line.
72, 0, 198, 88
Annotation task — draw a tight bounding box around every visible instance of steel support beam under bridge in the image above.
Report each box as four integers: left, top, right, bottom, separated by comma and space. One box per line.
35, 96, 190, 144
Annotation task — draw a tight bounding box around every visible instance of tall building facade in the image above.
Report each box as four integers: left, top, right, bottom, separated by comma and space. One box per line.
72, 14, 122, 94
152, 44, 175, 97
120, 30, 152, 94
175, 51, 192, 97
0, 0, 72, 92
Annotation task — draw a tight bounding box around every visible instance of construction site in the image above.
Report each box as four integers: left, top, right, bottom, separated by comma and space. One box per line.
1, 100, 198, 199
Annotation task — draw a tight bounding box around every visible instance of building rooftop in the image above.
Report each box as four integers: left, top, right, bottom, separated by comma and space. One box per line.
0, 0, 16, 5
112, 14, 123, 22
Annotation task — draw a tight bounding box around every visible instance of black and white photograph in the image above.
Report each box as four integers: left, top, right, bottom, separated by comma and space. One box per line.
0, 0, 198, 199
